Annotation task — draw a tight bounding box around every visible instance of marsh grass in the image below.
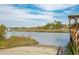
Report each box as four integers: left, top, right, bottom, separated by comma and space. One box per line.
65, 40, 79, 55
12, 29, 69, 33
0, 36, 39, 49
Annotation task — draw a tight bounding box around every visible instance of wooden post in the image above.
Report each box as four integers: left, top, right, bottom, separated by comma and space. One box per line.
68, 15, 79, 47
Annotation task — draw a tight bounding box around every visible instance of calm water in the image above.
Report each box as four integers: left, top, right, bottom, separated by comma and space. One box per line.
5, 32, 70, 46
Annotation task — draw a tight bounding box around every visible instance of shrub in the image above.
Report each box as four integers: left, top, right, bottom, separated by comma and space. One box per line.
0, 36, 39, 49
65, 40, 79, 55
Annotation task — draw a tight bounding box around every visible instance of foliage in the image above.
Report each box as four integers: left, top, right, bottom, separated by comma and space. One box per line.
53, 21, 63, 29
0, 36, 39, 49
0, 24, 6, 40
65, 40, 79, 55
41, 21, 63, 29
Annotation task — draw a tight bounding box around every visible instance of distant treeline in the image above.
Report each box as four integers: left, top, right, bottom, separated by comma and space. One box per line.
7, 21, 69, 33
34, 21, 69, 29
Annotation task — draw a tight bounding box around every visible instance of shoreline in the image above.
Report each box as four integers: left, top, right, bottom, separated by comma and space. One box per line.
0, 44, 58, 50
7, 28, 69, 33
8, 29, 69, 33
0, 45, 58, 55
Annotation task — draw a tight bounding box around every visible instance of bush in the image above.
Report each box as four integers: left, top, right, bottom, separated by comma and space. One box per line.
65, 40, 79, 55
0, 36, 39, 49
0, 24, 6, 40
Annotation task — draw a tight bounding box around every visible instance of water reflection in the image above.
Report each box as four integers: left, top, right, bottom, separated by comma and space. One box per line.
6, 31, 70, 47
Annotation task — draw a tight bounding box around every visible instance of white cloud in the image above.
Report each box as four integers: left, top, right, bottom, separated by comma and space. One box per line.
0, 5, 54, 21
0, 4, 72, 27
35, 4, 76, 11
0, 5, 57, 27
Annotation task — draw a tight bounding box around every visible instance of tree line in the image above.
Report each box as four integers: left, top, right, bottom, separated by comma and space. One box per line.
35, 21, 68, 29
8, 21, 69, 31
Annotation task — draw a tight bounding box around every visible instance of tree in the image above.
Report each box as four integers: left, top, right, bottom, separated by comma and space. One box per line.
0, 24, 6, 40
53, 21, 62, 29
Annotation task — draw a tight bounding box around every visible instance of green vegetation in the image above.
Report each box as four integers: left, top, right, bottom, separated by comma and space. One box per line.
65, 40, 79, 55
0, 24, 6, 40
9, 21, 69, 33
36, 21, 68, 29
0, 24, 39, 49
0, 36, 39, 49
42, 21, 63, 29
53, 21, 63, 29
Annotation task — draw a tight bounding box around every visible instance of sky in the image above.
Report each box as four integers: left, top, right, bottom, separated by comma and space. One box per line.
0, 4, 79, 27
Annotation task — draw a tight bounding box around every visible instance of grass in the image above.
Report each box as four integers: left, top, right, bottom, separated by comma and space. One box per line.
65, 40, 79, 55
11, 29, 69, 33
0, 36, 39, 49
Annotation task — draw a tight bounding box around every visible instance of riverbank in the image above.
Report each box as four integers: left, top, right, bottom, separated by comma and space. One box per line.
10, 29, 69, 33
0, 46, 58, 55
0, 36, 39, 49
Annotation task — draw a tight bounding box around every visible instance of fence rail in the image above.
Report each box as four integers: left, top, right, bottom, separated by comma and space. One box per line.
56, 46, 65, 55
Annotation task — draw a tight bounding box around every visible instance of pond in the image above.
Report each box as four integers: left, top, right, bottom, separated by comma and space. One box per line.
5, 31, 70, 47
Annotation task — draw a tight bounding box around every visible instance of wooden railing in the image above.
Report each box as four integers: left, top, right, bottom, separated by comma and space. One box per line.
56, 46, 62, 55
56, 46, 65, 55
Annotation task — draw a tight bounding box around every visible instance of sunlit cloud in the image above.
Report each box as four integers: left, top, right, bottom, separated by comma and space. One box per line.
0, 4, 78, 27
35, 4, 75, 11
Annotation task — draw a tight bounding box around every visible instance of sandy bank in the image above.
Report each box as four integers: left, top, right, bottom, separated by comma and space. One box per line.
0, 46, 58, 55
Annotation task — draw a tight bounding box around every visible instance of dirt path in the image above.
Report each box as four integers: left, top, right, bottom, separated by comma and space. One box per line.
0, 46, 58, 55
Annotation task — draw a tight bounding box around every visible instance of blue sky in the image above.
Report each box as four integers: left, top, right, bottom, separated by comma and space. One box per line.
0, 4, 79, 27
